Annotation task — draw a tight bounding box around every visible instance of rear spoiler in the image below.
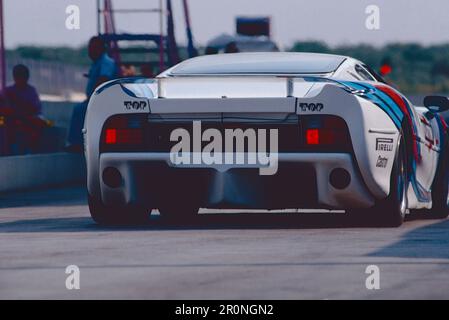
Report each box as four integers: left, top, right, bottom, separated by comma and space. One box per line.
94, 75, 371, 102
157, 75, 367, 98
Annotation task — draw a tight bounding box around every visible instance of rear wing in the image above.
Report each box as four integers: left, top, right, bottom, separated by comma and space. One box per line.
147, 82, 358, 115
94, 75, 367, 101
92, 76, 365, 115
157, 75, 364, 99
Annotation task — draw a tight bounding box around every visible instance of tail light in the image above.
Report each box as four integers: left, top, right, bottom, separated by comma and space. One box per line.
104, 128, 143, 145
305, 129, 320, 145
101, 114, 146, 151
301, 115, 351, 151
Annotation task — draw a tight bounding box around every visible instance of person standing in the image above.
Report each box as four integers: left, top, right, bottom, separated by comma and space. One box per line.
66, 36, 117, 152
2, 64, 45, 154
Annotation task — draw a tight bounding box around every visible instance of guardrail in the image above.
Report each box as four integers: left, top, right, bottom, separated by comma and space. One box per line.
0, 101, 87, 193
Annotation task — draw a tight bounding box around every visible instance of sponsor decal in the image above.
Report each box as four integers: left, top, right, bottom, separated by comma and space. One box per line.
124, 100, 147, 110
376, 155, 388, 168
376, 138, 393, 152
299, 102, 324, 112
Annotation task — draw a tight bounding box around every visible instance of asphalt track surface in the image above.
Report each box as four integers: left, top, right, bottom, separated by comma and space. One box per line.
1, 186, 449, 299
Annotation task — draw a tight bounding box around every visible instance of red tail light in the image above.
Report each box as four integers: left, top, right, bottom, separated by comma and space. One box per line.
306, 129, 320, 145
101, 114, 145, 150
305, 128, 345, 145
104, 128, 143, 145
105, 129, 117, 144
302, 115, 351, 150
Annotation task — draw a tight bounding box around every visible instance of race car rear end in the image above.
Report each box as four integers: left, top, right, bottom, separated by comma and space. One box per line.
84, 76, 401, 225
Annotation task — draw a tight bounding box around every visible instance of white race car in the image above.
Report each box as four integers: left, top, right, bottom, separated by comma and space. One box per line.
84, 52, 449, 226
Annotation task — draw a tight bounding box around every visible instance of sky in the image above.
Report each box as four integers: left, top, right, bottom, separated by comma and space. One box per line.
4, 0, 449, 49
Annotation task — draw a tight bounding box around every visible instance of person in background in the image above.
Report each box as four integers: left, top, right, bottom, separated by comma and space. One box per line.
121, 63, 137, 77
66, 36, 117, 152
204, 46, 219, 55
0, 94, 7, 155
1, 64, 46, 154
140, 63, 155, 78
224, 42, 239, 54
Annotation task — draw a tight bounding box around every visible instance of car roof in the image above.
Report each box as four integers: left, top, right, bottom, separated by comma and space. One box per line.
167, 52, 348, 76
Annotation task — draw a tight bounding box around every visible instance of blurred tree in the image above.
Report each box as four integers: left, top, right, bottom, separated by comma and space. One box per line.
290, 41, 330, 54
290, 41, 449, 94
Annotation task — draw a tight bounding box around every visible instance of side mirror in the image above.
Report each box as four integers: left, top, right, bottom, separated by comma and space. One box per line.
424, 96, 449, 113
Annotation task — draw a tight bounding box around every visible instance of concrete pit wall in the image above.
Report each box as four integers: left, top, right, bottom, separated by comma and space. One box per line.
0, 101, 86, 193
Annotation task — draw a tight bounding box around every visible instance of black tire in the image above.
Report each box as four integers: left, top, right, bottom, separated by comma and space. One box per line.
88, 194, 150, 226
424, 139, 449, 219
358, 135, 408, 227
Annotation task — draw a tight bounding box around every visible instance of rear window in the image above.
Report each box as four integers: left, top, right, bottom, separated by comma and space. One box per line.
170, 53, 347, 75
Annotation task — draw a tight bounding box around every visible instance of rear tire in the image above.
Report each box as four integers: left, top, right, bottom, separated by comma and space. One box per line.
370, 135, 408, 227
349, 135, 408, 227
88, 194, 150, 226
423, 139, 449, 219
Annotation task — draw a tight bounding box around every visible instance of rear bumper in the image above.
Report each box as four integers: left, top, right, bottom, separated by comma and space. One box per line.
96, 152, 375, 209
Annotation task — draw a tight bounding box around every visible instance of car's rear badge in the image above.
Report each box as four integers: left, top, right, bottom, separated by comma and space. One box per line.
299, 102, 324, 112
124, 100, 147, 110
